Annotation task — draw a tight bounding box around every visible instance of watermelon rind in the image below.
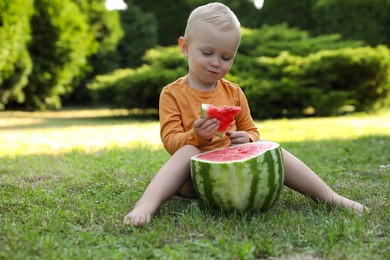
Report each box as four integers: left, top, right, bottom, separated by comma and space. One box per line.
190, 141, 284, 212
200, 103, 210, 118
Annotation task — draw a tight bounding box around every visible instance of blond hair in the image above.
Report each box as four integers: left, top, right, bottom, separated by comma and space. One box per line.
184, 2, 241, 39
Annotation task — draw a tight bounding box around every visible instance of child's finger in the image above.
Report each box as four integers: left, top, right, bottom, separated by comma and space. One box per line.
193, 118, 206, 128
201, 118, 218, 128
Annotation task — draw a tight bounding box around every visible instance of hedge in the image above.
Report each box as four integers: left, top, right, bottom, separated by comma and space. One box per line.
245, 46, 390, 118
88, 28, 390, 119
88, 46, 187, 108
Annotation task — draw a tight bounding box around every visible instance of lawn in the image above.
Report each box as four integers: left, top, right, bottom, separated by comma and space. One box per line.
0, 108, 389, 259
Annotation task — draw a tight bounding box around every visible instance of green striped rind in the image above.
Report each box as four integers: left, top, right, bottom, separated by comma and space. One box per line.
200, 103, 209, 118
190, 141, 284, 212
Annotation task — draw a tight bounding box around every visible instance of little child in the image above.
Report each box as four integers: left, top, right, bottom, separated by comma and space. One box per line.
123, 2, 368, 226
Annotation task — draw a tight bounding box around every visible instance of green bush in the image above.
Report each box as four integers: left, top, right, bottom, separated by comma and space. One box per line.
0, 0, 33, 109
244, 46, 390, 118
88, 46, 187, 108
302, 46, 390, 111
238, 25, 363, 58
89, 66, 186, 109
232, 24, 363, 92
88, 68, 136, 107
88, 27, 390, 119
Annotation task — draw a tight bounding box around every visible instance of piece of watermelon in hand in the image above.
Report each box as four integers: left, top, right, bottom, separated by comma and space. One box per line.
200, 103, 241, 137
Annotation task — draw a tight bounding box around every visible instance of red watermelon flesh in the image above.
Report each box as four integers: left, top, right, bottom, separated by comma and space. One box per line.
196, 142, 273, 162
201, 103, 241, 137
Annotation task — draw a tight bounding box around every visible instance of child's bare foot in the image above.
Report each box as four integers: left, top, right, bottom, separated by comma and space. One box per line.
123, 202, 154, 227
332, 194, 369, 215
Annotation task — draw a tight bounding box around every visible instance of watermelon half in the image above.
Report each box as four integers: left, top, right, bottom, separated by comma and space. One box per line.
190, 141, 284, 212
200, 103, 241, 137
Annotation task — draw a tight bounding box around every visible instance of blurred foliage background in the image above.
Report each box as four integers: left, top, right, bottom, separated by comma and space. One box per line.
1, 0, 389, 118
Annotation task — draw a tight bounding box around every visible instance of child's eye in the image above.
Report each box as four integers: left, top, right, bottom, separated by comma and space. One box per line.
202, 51, 212, 56
222, 57, 231, 61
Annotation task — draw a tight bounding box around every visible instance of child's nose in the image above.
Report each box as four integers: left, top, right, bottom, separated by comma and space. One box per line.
210, 57, 220, 68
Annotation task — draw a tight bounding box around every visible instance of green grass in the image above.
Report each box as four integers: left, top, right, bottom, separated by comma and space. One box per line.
1, 108, 389, 259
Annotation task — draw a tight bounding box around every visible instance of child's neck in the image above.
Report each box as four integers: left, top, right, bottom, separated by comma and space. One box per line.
187, 76, 216, 91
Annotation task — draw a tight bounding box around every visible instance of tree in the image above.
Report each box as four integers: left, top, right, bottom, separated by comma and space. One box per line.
117, 2, 157, 68
220, 0, 262, 28
129, 0, 190, 46
0, 0, 33, 109
24, 0, 94, 110
259, 0, 390, 47
63, 0, 124, 106
75, 0, 124, 76
129, 0, 262, 46
313, 0, 390, 46
259, 0, 316, 31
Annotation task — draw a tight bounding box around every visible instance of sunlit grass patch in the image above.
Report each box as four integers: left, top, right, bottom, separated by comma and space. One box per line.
0, 109, 162, 156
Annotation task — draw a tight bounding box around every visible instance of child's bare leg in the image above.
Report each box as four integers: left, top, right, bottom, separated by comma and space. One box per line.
282, 149, 368, 214
123, 145, 201, 226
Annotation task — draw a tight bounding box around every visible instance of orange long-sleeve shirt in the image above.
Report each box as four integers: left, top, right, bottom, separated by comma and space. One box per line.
159, 76, 260, 155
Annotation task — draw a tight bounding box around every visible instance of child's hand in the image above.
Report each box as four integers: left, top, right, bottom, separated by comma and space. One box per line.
193, 118, 220, 141
226, 130, 250, 144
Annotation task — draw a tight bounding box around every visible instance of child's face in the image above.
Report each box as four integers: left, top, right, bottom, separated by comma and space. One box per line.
180, 22, 240, 90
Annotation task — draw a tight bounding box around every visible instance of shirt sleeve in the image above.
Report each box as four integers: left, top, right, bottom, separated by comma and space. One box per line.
159, 87, 210, 155
236, 87, 260, 142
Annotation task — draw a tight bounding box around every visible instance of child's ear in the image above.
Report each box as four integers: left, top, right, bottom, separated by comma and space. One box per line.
178, 36, 189, 57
